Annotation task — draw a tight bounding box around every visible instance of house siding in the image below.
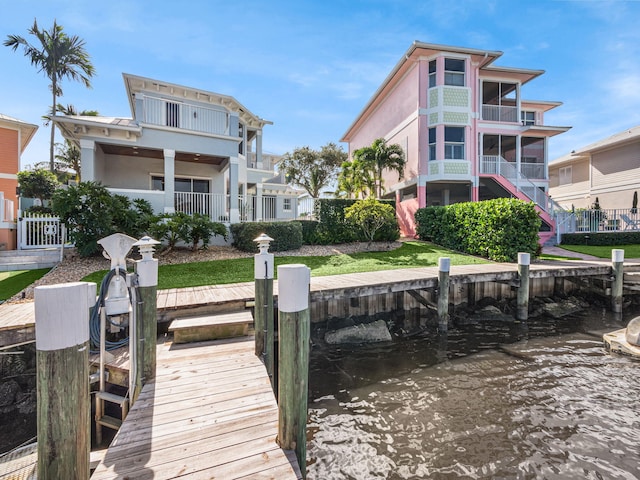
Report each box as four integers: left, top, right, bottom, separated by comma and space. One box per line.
0, 127, 20, 249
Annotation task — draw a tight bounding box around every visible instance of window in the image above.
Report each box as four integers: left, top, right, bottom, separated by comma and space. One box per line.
151, 176, 210, 193
559, 166, 572, 185
166, 102, 180, 128
283, 198, 292, 212
428, 127, 436, 160
428, 60, 436, 88
521, 111, 536, 125
444, 127, 465, 159
444, 58, 465, 86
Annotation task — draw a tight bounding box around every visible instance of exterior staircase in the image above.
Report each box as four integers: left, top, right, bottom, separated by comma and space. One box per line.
0, 249, 60, 272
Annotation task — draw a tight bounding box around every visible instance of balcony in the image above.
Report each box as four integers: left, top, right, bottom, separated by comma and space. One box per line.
142, 95, 230, 136
481, 105, 518, 123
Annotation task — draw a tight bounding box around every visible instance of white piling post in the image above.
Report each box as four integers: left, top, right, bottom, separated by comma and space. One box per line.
35, 282, 95, 480
611, 249, 624, 313
437, 257, 450, 330
516, 252, 531, 321
133, 236, 161, 402
277, 264, 310, 478
254, 234, 275, 384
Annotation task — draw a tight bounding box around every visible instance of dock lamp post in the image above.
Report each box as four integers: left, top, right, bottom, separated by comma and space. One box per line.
254, 233, 275, 385
132, 235, 161, 402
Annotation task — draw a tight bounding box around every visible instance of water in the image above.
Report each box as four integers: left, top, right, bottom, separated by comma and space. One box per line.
307, 311, 640, 479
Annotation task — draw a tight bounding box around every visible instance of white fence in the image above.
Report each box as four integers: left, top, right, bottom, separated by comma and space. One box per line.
0, 192, 14, 223
554, 208, 640, 243
18, 212, 66, 250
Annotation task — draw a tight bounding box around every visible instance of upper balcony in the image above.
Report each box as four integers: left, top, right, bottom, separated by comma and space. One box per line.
141, 95, 231, 136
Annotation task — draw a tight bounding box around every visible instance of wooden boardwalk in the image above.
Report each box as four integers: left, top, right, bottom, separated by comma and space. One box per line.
91, 335, 302, 479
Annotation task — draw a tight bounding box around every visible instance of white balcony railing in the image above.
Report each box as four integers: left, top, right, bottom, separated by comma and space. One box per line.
480, 155, 555, 213
482, 104, 518, 123
142, 95, 230, 136
520, 162, 545, 179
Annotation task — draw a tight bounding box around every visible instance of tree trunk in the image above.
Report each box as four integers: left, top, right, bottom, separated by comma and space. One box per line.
50, 81, 57, 172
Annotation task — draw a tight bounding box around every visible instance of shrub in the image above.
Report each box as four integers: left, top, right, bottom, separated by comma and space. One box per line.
148, 212, 191, 251
414, 199, 541, 262
296, 220, 321, 245
314, 198, 396, 244
561, 231, 640, 246
51, 181, 154, 256
230, 222, 303, 252
185, 213, 228, 250
18, 169, 59, 205
344, 198, 398, 247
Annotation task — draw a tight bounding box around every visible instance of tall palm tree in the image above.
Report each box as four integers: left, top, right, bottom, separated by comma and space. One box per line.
5, 19, 95, 172
353, 138, 405, 198
53, 104, 98, 181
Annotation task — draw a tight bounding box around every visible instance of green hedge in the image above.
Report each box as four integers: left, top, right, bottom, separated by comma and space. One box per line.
561, 231, 640, 245
415, 198, 541, 262
314, 198, 398, 244
297, 220, 321, 245
230, 221, 303, 252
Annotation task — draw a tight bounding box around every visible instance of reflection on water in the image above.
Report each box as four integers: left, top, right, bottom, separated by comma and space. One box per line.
308, 311, 640, 479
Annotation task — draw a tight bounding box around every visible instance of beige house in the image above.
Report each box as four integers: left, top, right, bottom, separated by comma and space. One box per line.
549, 126, 640, 210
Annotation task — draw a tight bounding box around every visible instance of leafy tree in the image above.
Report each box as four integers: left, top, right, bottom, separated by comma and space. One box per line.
279, 142, 347, 198
344, 197, 398, 249
352, 138, 405, 198
5, 19, 95, 171
17, 169, 59, 205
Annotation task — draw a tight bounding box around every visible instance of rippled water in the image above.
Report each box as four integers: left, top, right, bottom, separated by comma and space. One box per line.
307, 312, 640, 479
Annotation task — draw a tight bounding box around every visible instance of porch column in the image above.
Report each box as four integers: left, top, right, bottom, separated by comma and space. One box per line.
229, 157, 240, 223
515, 136, 521, 189
256, 131, 263, 169
79, 140, 95, 182
163, 149, 175, 214
256, 183, 264, 221
516, 83, 522, 123
417, 175, 427, 208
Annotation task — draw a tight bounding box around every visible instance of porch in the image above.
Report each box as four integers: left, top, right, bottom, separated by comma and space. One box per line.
555, 209, 640, 241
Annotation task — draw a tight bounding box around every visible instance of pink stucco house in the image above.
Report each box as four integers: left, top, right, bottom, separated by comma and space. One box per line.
341, 42, 570, 241
0, 114, 37, 250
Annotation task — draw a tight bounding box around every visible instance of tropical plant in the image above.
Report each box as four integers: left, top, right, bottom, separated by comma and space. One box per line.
4, 19, 95, 171
17, 169, 59, 205
279, 143, 347, 198
336, 158, 375, 199
352, 138, 405, 198
344, 198, 398, 248
184, 213, 227, 250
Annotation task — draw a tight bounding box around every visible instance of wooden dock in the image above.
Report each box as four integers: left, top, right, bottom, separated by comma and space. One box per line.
91, 335, 302, 479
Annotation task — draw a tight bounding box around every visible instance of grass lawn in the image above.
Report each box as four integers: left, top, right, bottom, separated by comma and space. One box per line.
82, 241, 490, 290
558, 244, 640, 259
0, 268, 51, 301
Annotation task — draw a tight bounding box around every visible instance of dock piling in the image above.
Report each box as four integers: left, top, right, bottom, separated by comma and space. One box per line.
35, 282, 95, 480
438, 257, 450, 330
611, 249, 624, 313
133, 236, 160, 402
254, 234, 275, 384
516, 252, 531, 321
277, 264, 311, 479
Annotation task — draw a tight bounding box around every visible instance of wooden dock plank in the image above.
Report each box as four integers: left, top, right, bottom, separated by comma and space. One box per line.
91, 336, 300, 479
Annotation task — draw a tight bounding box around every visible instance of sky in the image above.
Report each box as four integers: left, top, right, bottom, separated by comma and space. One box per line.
1, 0, 640, 170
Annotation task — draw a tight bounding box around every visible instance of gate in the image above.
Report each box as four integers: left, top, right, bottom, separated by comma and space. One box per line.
18, 212, 65, 249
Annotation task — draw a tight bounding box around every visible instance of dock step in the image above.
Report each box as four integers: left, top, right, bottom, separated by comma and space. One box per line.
169, 310, 253, 343
96, 415, 122, 430
96, 391, 128, 408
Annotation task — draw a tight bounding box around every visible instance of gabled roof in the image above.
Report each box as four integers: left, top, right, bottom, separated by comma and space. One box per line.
0, 113, 38, 152
53, 114, 142, 141
573, 125, 640, 155
123, 73, 272, 129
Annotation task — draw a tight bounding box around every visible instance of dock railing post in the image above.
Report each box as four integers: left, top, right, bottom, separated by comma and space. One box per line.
611, 249, 624, 313
133, 236, 160, 402
254, 234, 275, 385
438, 257, 450, 330
277, 264, 311, 479
516, 252, 531, 321
35, 282, 95, 480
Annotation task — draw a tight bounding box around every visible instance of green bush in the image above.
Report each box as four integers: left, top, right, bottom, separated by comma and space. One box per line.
52, 181, 154, 256
230, 222, 303, 252
344, 198, 399, 246
296, 220, 321, 245
314, 198, 397, 244
185, 213, 228, 250
414, 198, 541, 262
561, 231, 640, 245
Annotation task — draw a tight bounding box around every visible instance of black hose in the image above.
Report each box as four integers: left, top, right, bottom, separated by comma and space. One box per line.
89, 269, 131, 353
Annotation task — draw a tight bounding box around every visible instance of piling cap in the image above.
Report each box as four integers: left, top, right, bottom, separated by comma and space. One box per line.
625, 316, 640, 346
133, 235, 161, 260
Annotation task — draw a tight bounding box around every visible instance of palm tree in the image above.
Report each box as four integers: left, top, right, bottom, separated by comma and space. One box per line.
5, 19, 95, 172
353, 138, 405, 198
336, 159, 375, 199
